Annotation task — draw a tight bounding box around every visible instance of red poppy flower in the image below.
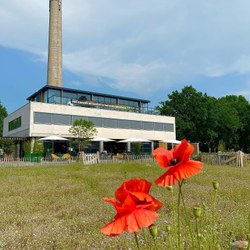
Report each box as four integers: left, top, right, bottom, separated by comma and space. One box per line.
153, 139, 203, 186
101, 178, 163, 237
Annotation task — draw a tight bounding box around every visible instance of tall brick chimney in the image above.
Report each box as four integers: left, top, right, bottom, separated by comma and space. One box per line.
47, 0, 62, 87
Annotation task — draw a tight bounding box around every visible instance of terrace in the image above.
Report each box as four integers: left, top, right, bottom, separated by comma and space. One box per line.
27, 85, 160, 115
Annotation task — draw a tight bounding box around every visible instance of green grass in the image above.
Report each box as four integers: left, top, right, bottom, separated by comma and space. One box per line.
0, 162, 249, 249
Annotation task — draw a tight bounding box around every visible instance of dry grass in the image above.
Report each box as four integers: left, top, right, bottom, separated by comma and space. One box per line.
0, 162, 249, 249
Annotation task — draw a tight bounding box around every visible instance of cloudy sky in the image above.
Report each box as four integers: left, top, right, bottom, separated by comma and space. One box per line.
1, 0, 250, 113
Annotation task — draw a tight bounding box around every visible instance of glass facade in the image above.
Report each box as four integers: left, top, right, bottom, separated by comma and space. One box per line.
47, 89, 61, 104
33, 112, 174, 132
27, 86, 156, 114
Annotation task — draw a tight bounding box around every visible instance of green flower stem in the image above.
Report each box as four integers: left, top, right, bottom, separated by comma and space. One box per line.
177, 182, 182, 250
179, 181, 195, 249
248, 213, 250, 232
168, 234, 173, 249
134, 232, 140, 250
247, 234, 250, 250
196, 218, 201, 250
171, 188, 176, 228
228, 231, 232, 250
248, 215, 250, 250
142, 227, 148, 246
152, 237, 158, 250
166, 229, 173, 249
212, 189, 218, 248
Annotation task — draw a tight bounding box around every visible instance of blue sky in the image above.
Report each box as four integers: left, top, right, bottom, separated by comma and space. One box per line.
1, 0, 250, 114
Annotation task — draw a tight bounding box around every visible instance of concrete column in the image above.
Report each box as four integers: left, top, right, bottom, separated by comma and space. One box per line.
47, 0, 62, 87
99, 141, 104, 153
151, 141, 154, 154
127, 142, 131, 152
16, 142, 21, 158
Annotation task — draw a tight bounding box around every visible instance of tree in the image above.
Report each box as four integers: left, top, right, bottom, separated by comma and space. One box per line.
0, 102, 12, 157
33, 139, 44, 154
69, 119, 97, 152
156, 85, 250, 152
1, 140, 15, 156
200, 96, 219, 152
156, 85, 210, 143
216, 95, 250, 151
0, 102, 7, 137
23, 140, 32, 154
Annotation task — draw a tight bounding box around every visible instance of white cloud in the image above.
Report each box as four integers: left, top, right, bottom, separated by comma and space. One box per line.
1, 0, 250, 99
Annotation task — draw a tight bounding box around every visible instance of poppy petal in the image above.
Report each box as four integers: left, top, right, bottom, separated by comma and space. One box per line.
130, 192, 152, 202
153, 147, 173, 168
115, 178, 152, 202
103, 197, 117, 204
126, 209, 158, 233
124, 178, 152, 193
173, 139, 194, 163
101, 216, 127, 237
155, 160, 203, 186
176, 160, 203, 180
130, 192, 163, 210
114, 195, 136, 217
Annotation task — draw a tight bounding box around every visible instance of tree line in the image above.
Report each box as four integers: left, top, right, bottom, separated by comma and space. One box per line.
157, 85, 250, 153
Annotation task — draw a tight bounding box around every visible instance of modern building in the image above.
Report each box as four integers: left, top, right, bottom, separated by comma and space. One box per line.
2, 0, 176, 156
3, 85, 175, 153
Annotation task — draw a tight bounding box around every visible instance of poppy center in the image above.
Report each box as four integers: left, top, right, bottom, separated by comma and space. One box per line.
168, 158, 178, 166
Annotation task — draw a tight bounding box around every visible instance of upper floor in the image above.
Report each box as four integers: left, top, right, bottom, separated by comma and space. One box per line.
27, 85, 159, 115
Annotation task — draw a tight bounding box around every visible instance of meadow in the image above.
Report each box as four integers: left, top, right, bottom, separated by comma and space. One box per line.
0, 162, 249, 249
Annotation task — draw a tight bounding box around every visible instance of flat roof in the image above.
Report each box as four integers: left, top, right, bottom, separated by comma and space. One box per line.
27, 85, 150, 103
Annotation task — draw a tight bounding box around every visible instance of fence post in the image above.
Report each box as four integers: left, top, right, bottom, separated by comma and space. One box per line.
96, 152, 100, 163
236, 151, 244, 167
80, 152, 85, 163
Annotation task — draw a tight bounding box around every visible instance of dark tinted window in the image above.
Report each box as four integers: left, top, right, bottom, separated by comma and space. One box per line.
53, 114, 71, 125
34, 112, 52, 124
103, 118, 117, 128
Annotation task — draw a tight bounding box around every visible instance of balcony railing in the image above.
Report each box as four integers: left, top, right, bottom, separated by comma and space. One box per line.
44, 95, 160, 115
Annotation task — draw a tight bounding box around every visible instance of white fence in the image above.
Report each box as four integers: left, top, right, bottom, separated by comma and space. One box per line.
81, 152, 100, 165
0, 157, 70, 167
0, 153, 154, 167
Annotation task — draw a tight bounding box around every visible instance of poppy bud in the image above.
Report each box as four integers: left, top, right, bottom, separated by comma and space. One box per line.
193, 206, 201, 218
149, 224, 158, 238
166, 186, 173, 192
212, 181, 219, 190
166, 224, 171, 233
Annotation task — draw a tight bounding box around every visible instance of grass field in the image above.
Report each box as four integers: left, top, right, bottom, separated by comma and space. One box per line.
0, 162, 249, 249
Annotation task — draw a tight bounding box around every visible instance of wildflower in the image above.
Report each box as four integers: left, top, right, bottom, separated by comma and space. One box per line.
101, 178, 163, 237
153, 139, 203, 186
